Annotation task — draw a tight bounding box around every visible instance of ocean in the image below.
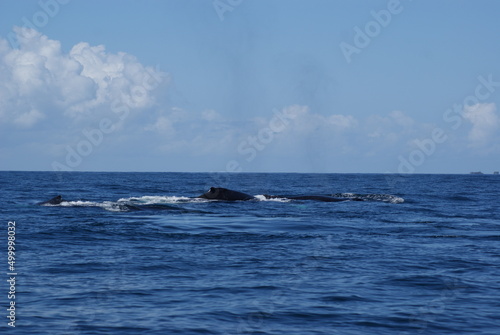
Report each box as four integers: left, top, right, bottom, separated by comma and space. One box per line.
1, 171, 499, 334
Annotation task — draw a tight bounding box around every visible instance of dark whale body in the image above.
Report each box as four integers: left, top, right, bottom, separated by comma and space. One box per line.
198, 187, 255, 201
288, 195, 347, 202
38, 195, 65, 205
198, 187, 360, 202
264, 194, 356, 202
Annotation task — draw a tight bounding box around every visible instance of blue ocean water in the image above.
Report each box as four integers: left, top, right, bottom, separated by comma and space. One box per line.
1, 172, 499, 334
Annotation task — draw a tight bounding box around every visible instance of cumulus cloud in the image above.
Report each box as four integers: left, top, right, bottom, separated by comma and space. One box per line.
144, 106, 237, 155
282, 107, 420, 153
201, 109, 224, 122
283, 105, 358, 135
6, 28, 493, 172
233, 106, 421, 161
0, 27, 166, 128
365, 111, 415, 141
462, 103, 499, 146
145, 116, 175, 134
328, 114, 358, 130
13, 109, 45, 128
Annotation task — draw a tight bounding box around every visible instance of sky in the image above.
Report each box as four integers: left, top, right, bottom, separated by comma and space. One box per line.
0, 0, 499, 173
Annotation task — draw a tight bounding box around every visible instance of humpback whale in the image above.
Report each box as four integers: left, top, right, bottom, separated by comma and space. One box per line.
197, 187, 255, 201
38, 195, 65, 205
197, 187, 360, 202
287, 195, 350, 202
37, 187, 365, 207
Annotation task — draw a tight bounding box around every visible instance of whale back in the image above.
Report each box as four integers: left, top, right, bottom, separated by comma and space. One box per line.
38, 195, 64, 205
198, 187, 255, 201
288, 195, 345, 202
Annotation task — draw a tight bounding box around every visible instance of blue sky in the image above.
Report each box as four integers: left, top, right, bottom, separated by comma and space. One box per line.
1, 0, 499, 173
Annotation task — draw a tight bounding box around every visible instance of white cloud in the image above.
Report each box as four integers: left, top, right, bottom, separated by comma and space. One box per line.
0, 27, 166, 128
5, 28, 496, 172
328, 114, 358, 130
146, 116, 175, 134
235, 106, 422, 161
13, 109, 45, 128
361, 112, 416, 161
390, 110, 414, 128
144, 107, 238, 155
462, 103, 499, 146
0, 27, 424, 169
201, 109, 223, 121
283, 105, 358, 135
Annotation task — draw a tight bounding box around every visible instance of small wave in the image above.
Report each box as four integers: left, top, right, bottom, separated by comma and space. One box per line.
320, 294, 375, 303
448, 195, 473, 201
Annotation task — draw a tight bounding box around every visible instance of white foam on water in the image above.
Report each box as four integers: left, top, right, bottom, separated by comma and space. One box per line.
118, 195, 197, 204
389, 196, 405, 204
363, 194, 405, 204
49, 196, 211, 212
254, 195, 291, 202
99, 201, 129, 212
58, 200, 127, 212
60, 200, 96, 207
